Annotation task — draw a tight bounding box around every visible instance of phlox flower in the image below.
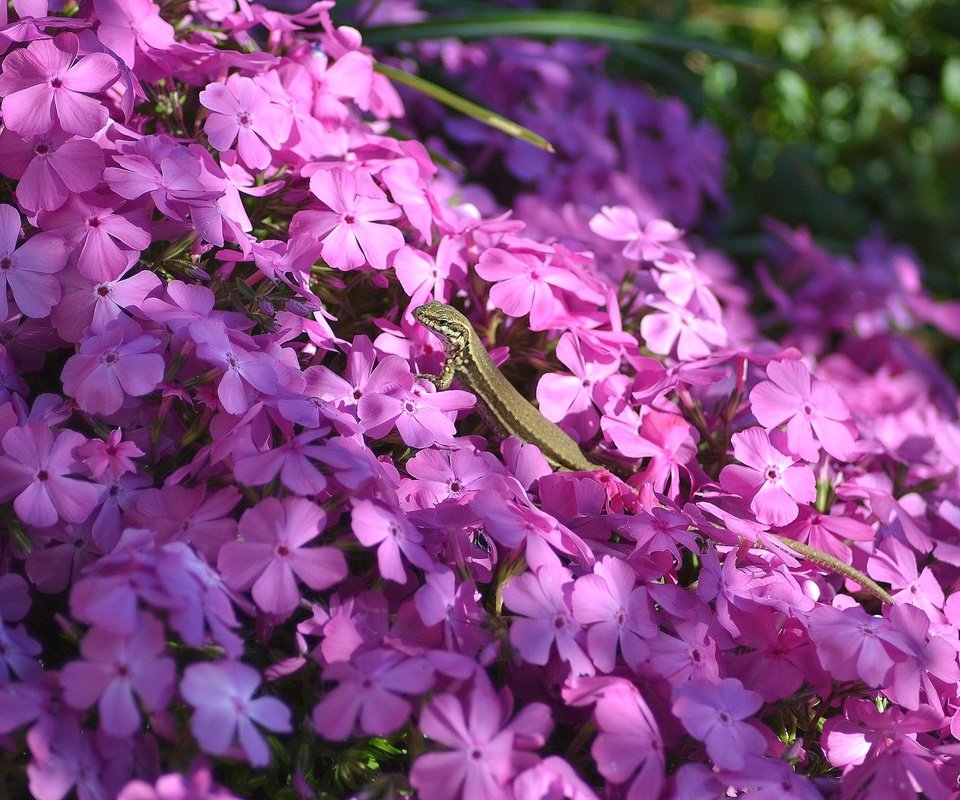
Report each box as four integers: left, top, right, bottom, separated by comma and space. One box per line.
232, 428, 328, 496
93, 0, 177, 69
189, 319, 279, 415
0, 204, 66, 320
52, 266, 161, 344
502, 560, 594, 676
749, 358, 857, 461
719, 428, 816, 527
0, 33, 120, 136
61, 318, 165, 415
395, 238, 463, 310
218, 497, 346, 619
885, 603, 960, 712
475, 246, 597, 331
354, 353, 474, 448
180, 660, 291, 767
39, 193, 152, 283
584, 680, 664, 797
807, 604, 909, 688
311, 648, 434, 739
402, 445, 505, 507
0, 619, 41, 682
672, 677, 766, 771
200, 73, 293, 170
513, 757, 601, 800
616, 409, 698, 499
292, 167, 403, 270
589, 207, 691, 264
60, 613, 174, 736
0, 422, 102, 528
0, 128, 105, 212
640, 297, 727, 361
117, 766, 242, 800
536, 331, 620, 441
76, 429, 143, 480
410, 676, 552, 800
571, 556, 656, 672
350, 498, 435, 583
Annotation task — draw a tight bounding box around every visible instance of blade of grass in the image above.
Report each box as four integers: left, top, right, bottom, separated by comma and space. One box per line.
363, 10, 777, 73
374, 62, 555, 153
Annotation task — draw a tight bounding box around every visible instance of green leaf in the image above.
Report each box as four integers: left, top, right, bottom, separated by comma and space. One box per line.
364, 10, 777, 72
374, 62, 555, 152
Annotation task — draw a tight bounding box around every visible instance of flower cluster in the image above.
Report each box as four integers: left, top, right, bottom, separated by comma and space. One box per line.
1, 2, 960, 800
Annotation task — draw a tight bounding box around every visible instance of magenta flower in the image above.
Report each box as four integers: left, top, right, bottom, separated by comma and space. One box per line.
502, 560, 594, 677
749, 358, 857, 461
232, 429, 328, 496
719, 428, 816, 526
312, 648, 434, 739
60, 613, 174, 736
61, 318, 165, 415
589, 207, 690, 263
94, 0, 177, 69
293, 167, 403, 270
0, 33, 120, 136
807, 605, 907, 688
218, 497, 346, 619
52, 266, 161, 343
200, 74, 293, 170
76, 429, 143, 480
608, 409, 698, 499
0, 128, 105, 212
0, 422, 102, 528
640, 298, 727, 360
410, 677, 552, 800
0, 204, 66, 320
180, 660, 292, 767
672, 677, 766, 770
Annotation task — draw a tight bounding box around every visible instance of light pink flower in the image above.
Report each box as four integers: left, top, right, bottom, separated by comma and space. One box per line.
0, 33, 120, 136
720, 428, 816, 527
350, 498, 435, 582
200, 74, 292, 170
292, 167, 403, 270
750, 358, 856, 461
218, 497, 346, 619
180, 660, 291, 767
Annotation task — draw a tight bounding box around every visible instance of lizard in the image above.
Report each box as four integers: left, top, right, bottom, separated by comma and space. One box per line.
412, 300, 894, 605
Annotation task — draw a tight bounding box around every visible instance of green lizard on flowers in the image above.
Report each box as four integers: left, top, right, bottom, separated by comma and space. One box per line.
412, 300, 894, 605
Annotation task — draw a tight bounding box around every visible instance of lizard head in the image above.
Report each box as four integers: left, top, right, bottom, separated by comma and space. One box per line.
412, 302, 472, 353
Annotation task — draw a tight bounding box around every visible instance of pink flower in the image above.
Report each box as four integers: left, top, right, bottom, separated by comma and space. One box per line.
0, 128, 105, 212
410, 677, 552, 800
0, 33, 120, 136
0, 204, 66, 320
38, 193, 151, 282
180, 660, 291, 767
589, 207, 690, 264
60, 614, 174, 736
0, 422, 102, 527
93, 0, 177, 68
199, 74, 292, 170
571, 556, 656, 672
311, 648, 434, 739
292, 167, 403, 270
640, 298, 727, 360
475, 246, 595, 331
719, 428, 816, 526
672, 677, 766, 770
350, 498, 435, 583
61, 318, 165, 415
232, 428, 328, 496
51, 266, 160, 343
807, 605, 908, 687
608, 409, 698, 499
502, 560, 594, 677
218, 497, 346, 619
117, 766, 242, 800
76, 429, 143, 480
749, 358, 857, 461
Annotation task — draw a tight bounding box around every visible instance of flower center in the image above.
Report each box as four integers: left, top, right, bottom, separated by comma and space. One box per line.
0, 257, 11, 271
50, 77, 63, 89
